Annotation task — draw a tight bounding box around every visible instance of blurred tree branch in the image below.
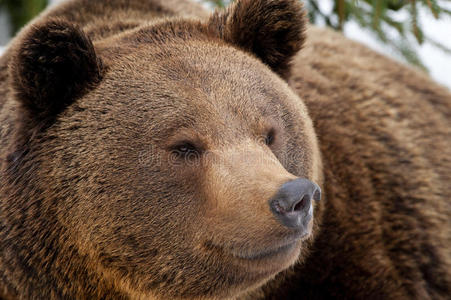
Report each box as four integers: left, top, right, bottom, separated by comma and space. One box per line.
0, 0, 47, 34
303, 0, 451, 69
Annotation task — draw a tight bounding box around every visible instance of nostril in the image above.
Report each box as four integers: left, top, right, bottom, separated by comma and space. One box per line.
292, 195, 308, 212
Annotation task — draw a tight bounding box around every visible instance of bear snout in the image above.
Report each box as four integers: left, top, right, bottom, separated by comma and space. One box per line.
269, 178, 321, 230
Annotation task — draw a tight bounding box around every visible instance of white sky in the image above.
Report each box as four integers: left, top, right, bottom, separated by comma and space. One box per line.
1, 0, 450, 89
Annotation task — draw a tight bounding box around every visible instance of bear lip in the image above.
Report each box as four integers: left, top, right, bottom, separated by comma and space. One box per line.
231, 241, 298, 260
227, 231, 309, 261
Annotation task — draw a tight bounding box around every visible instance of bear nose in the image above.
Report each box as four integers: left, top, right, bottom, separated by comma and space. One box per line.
269, 178, 321, 229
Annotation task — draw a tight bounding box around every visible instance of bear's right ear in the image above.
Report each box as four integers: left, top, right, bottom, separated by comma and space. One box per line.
208, 0, 306, 79
9, 19, 103, 118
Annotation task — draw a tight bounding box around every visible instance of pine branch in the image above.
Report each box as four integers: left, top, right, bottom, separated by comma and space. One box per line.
0, 0, 48, 34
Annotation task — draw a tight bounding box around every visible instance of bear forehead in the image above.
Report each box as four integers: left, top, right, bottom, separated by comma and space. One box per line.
88, 37, 296, 131
100, 36, 286, 95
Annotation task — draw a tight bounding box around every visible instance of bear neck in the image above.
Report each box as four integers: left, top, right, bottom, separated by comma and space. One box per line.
0, 171, 132, 298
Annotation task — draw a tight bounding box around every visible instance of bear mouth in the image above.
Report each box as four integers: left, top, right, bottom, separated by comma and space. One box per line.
231, 241, 298, 260
205, 230, 309, 264
201, 231, 310, 282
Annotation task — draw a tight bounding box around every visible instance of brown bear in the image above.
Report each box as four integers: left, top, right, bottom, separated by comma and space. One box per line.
0, 0, 450, 299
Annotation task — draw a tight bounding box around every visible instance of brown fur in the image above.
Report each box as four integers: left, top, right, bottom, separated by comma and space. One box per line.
0, 0, 450, 299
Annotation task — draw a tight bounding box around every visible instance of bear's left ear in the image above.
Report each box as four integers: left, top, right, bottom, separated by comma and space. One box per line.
9, 19, 103, 118
208, 0, 306, 79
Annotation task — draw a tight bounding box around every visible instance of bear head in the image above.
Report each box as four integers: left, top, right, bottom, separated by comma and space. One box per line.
4, 0, 322, 298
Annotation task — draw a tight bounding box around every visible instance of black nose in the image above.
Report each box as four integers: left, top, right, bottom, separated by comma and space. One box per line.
269, 178, 321, 229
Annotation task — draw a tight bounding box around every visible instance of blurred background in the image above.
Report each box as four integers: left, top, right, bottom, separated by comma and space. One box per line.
0, 0, 450, 89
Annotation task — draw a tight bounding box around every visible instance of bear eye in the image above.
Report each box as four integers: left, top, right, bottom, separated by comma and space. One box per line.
171, 142, 201, 160
264, 128, 276, 146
